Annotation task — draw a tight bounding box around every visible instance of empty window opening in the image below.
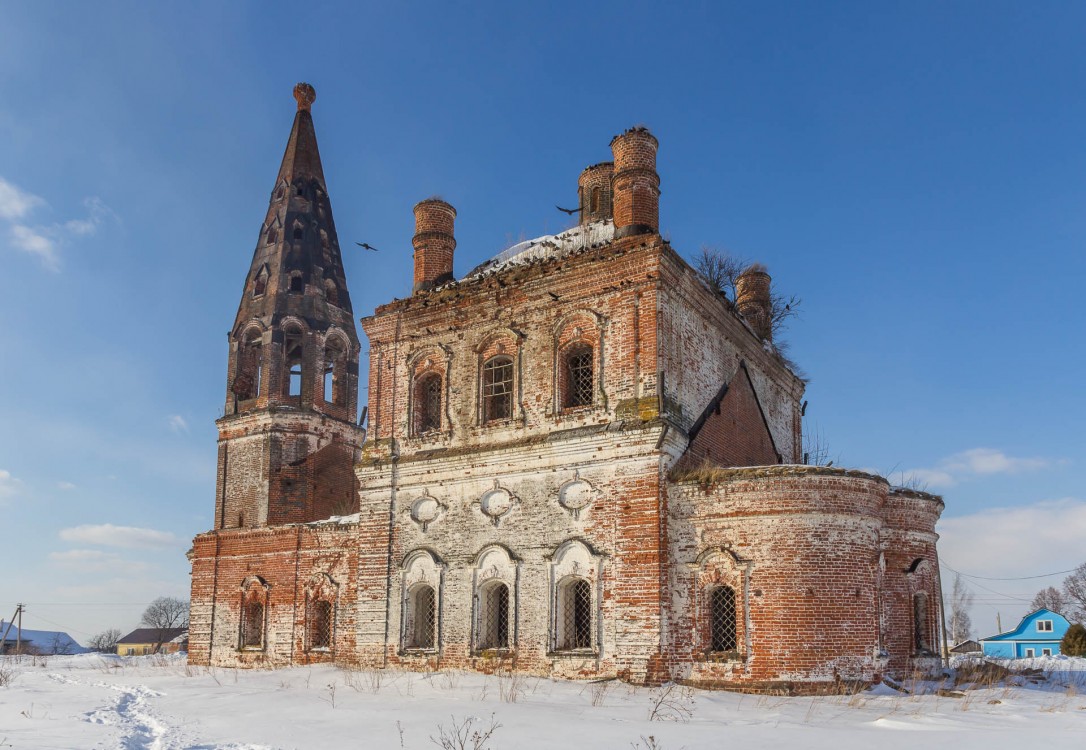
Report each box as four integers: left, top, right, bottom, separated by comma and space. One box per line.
324, 340, 347, 406
285, 330, 304, 398
709, 585, 738, 652
289, 274, 304, 293
289, 363, 302, 396
478, 581, 510, 651
405, 584, 436, 650
308, 599, 333, 650
241, 596, 264, 648
266, 227, 277, 245
415, 373, 442, 433
253, 275, 267, 297
482, 355, 513, 422
293, 225, 304, 240
555, 577, 592, 651
913, 593, 929, 653
564, 345, 594, 409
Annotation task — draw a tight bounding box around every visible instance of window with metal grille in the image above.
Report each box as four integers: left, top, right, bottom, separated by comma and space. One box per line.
406, 584, 436, 650
482, 356, 513, 422
415, 373, 442, 433
308, 599, 332, 650
241, 597, 264, 648
709, 586, 737, 652
477, 582, 510, 650
556, 578, 593, 651
564, 346, 594, 408
913, 593, 929, 652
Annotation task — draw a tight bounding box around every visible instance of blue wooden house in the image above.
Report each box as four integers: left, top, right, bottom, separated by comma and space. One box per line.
980, 608, 1070, 658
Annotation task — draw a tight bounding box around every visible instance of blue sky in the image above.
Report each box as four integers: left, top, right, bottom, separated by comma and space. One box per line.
1, 1, 1083, 643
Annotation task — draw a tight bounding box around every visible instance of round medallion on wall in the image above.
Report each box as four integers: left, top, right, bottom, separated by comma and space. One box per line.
558, 477, 596, 519
479, 487, 514, 524
410, 496, 444, 532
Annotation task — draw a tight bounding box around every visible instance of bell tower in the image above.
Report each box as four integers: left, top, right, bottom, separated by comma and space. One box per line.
214, 83, 365, 530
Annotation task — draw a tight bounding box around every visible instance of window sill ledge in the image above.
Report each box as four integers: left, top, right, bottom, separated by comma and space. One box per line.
700, 651, 745, 663
399, 648, 439, 657
547, 649, 598, 659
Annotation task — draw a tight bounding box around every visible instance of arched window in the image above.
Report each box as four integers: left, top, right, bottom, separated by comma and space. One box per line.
308, 598, 333, 650
913, 593, 930, 653
477, 581, 510, 651
289, 273, 304, 293
563, 345, 594, 409
266, 227, 277, 245
234, 328, 263, 401
555, 577, 593, 651
591, 187, 601, 213
293, 225, 304, 240
414, 373, 442, 434
240, 590, 265, 649
324, 338, 347, 406
482, 355, 513, 422
284, 327, 304, 398
405, 583, 437, 650
709, 586, 737, 652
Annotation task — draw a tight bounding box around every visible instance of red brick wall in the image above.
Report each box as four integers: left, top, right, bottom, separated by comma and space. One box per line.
188, 523, 359, 667
679, 365, 780, 469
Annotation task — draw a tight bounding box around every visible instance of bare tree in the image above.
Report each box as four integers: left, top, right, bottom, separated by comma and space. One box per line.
88, 628, 123, 653
948, 573, 974, 644
140, 597, 189, 653
1062, 562, 1086, 623
1030, 586, 1067, 615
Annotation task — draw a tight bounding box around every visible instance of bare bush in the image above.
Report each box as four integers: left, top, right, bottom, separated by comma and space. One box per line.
0, 662, 18, 687
496, 666, 525, 703
430, 714, 501, 750
631, 736, 664, 750
647, 683, 696, 722
87, 628, 122, 653
582, 678, 615, 707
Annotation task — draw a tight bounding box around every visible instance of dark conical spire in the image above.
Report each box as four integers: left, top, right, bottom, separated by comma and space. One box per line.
225, 83, 360, 419
274, 83, 326, 189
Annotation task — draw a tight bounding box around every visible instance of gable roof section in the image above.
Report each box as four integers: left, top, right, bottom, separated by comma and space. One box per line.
981, 608, 1070, 642
117, 627, 187, 645
678, 362, 781, 470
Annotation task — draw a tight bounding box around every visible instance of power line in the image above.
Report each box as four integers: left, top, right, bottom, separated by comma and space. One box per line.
933, 560, 1077, 581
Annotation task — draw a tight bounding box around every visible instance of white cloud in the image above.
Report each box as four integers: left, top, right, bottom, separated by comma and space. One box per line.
0, 469, 21, 499
902, 447, 1056, 489
940, 498, 1086, 578
1, 177, 114, 271
167, 415, 189, 434
0, 176, 44, 220
48, 549, 135, 573
59, 523, 179, 549
9, 223, 60, 270
57, 481, 77, 491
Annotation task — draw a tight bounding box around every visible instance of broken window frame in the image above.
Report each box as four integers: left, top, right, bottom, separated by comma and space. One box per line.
481, 355, 514, 423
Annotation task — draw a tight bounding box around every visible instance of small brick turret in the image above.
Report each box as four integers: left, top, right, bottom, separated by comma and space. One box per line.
578, 162, 613, 225
735, 264, 773, 341
610, 127, 660, 238
412, 198, 457, 293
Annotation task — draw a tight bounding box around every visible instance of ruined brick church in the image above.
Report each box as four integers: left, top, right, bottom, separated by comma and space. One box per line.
188, 84, 945, 691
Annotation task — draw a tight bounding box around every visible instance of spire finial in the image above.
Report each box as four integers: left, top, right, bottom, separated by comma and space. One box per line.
293, 82, 316, 112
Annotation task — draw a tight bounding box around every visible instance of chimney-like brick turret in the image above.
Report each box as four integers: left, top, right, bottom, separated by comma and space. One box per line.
735, 264, 773, 342
578, 162, 613, 225
610, 127, 659, 238
412, 198, 456, 294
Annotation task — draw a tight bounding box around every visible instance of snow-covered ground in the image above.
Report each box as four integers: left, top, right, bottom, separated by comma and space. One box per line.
1, 654, 1084, 750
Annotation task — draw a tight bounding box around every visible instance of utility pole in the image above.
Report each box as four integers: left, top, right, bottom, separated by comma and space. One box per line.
996, 612, 1002, 633
16, 603, 24, 654
0, 606, 19, 653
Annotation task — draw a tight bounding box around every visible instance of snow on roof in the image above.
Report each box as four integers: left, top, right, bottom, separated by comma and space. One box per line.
0, 621, 88, 653
467, 219, 615, 279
